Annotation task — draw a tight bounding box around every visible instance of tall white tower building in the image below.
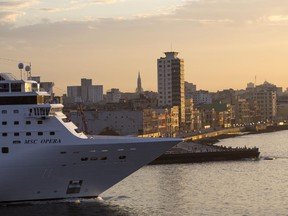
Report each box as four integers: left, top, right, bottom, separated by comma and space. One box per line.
157, 52, 185, 124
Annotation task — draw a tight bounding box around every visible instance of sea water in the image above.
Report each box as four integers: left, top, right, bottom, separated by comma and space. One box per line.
1, 130, 288, 216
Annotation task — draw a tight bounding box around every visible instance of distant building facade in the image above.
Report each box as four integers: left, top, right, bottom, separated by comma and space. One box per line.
253, 90, 277, 121
70, 108, 159, 136
67, 78, 103, 103
185, 81, 196, 100
157, 52, 185, 124
106, 88, 121, 103
192, 90, 212, 105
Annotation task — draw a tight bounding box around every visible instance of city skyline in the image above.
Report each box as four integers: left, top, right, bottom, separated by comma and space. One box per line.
1, 0, 288, 95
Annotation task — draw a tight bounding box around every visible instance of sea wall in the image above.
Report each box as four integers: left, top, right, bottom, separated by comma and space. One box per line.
183, 127, 244, 142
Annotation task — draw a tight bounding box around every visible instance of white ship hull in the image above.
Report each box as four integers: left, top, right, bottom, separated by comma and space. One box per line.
0, 137, 180, 203
0, 72, 182, 203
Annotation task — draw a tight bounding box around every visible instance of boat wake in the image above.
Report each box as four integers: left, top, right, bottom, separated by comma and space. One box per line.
262, 156, 288, 161
261, 156, 276, 161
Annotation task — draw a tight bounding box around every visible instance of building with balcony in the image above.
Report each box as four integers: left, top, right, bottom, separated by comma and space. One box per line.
157, 51, 185, 124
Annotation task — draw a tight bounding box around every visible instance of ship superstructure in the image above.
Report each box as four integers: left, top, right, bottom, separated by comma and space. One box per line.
0, 72, 181, 203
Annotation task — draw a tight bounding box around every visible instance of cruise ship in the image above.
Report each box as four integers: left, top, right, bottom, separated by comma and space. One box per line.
0, 71, 181, 203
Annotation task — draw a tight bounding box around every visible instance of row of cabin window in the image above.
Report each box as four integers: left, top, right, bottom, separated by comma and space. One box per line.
1, 110, 19, 114
2, 120, 43, 125
80, 155, 127, 161
2, 131, 55, 137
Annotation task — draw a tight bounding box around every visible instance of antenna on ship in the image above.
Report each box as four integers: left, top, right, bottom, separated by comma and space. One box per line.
0, 58, 31, 79
25, 64, 31, 80
18, 63, 24, 79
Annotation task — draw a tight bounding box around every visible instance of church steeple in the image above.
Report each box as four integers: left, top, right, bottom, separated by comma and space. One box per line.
136, 71, 143, 95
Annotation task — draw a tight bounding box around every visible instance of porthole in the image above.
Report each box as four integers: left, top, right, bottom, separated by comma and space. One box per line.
2, 147, 9, 153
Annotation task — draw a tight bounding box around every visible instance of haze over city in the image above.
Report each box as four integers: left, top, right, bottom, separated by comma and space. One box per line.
1, 0, 288, 94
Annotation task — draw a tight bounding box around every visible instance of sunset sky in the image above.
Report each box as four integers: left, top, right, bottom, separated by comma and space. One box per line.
1, 0, 288, 95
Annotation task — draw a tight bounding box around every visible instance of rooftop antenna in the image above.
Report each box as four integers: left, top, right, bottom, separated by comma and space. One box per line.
170, 43, 173, 52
